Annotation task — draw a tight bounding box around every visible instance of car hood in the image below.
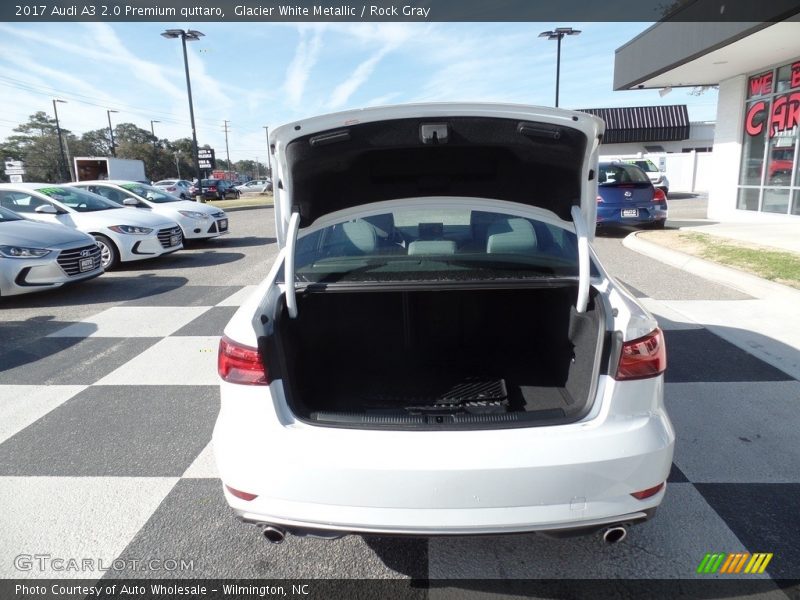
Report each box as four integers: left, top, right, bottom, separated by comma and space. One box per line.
271, 103, 604, 245
0, 219, 94, 248
71, 207, 177, 229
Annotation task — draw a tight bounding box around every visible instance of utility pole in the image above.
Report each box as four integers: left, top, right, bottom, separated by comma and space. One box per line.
263, 126, 272, 179
52, 99, 69, 182
255, 156, 259, 179
106, 109, 118, 157
223, 119, 231, 180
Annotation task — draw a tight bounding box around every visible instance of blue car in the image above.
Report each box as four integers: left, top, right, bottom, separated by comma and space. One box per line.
596, 162, 667, 229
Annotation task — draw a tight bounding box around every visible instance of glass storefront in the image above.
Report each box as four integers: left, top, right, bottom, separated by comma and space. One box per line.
738, 60, 800, 216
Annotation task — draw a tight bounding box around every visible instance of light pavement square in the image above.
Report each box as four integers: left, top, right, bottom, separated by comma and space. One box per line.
428, 483, 758, 579
216, 285, 259, 307
662, 299, 800, 381
0, 385, 86, 444
638, 298, 703, 330
47, 306, 213, 338
667, 381, 800, 483
0, 476, 177, 578
182, 441, 219, 479
96, 336, 221, 385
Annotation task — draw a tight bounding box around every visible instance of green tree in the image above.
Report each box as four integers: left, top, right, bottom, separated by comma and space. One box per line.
0, 112, 70, 183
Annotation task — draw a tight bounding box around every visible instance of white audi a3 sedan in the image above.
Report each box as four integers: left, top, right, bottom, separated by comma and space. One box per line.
0, 183, 183, 270
214, 103, 674, 545
0, 205, 103, 297
69, 180, 229, 242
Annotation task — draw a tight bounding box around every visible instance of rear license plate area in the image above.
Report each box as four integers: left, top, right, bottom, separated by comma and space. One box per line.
621, 208, 639, 217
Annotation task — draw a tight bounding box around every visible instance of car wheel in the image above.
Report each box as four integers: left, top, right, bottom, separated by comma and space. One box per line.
217, 192, 224, 201
94, 234, 119, 270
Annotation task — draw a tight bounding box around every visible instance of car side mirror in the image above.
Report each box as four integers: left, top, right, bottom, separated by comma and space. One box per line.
122, 198, 140, 207
34, 204, 58, 214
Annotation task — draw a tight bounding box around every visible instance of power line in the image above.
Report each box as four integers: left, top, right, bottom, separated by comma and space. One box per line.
0, 75, 222, 128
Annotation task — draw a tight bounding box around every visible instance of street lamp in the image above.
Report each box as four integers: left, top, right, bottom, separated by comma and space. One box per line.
162, 28, 205, 201
538, 27, 581, 108
106, 109, 119, 157
52, 99, 69, 182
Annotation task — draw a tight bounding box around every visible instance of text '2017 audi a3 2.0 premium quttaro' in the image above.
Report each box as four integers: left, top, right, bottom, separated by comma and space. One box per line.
214, 103, 674, 545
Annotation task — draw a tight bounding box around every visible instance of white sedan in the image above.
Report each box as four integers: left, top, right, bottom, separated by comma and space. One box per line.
0, 183, 183, 270
0, 205, 103, 297
214, 103, 674, 545
69, 181, 229, 242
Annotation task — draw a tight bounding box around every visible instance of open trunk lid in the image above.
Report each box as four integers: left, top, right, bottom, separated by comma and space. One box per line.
270, 103, 604, 314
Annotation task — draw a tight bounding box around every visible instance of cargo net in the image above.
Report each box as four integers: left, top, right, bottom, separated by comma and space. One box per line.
363, 377, 509, 415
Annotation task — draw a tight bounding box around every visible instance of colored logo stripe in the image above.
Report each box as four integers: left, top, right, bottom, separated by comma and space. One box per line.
697, 553, 773, 574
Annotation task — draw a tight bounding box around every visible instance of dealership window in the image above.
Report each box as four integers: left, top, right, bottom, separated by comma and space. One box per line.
738, 60, 800, 216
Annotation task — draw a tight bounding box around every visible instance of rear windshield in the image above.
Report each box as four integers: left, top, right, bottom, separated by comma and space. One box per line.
291, 207, 579, 283
598, 163, 651, 185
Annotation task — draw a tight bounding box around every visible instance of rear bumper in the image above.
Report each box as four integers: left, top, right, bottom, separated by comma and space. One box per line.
214, 376, 674, 535
597, 203, 667, 226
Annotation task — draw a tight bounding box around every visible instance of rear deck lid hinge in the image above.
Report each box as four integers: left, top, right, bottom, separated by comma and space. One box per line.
571, 204, 590, 314
285, 210, 301, 318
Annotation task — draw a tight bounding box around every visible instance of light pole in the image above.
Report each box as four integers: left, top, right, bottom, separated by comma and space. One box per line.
538, 27, 581, 108
263, 125, 272, 180
106, 109, 119, 157
52, 99, 69, 182
162, 28, 205, 201
150, 120, 160, 180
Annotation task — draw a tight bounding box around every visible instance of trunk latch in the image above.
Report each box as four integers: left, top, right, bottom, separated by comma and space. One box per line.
420, 123, 449, 145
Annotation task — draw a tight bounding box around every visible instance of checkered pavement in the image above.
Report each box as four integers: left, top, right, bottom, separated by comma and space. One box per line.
1, 281, 798, 585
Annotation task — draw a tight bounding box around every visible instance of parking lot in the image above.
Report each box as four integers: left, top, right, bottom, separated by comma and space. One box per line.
1, 196, 799, 591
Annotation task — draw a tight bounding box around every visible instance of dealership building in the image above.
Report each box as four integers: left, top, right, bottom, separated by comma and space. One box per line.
614, 17, 800, 221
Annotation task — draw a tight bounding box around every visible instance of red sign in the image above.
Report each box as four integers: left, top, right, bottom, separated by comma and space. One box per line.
792, 62, 800, 89
745, 92, 800, 138
748, 71, 773, 97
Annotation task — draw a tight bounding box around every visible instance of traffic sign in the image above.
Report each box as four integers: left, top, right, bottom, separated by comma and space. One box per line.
4, 168, 25, 175
4, 160, 23, 169
8, 174, 22, 183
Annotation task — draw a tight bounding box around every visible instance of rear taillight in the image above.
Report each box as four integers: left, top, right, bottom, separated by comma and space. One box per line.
218, 335, 269, 385
653, 188, 667, 202
615, 328, 666, 380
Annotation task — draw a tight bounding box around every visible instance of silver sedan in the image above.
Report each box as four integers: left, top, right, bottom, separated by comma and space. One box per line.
0, 206, 103, 297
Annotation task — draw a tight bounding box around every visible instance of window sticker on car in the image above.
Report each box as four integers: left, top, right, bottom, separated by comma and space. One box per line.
36, 187, 66, 197
120, 184, 138, 191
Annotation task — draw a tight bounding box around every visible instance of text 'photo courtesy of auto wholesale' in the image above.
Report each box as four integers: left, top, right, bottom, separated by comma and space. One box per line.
214, 103, 673, 544
0, 181, 229, 296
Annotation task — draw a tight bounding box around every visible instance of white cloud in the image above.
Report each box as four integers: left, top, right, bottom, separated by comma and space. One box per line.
282, 26, 326, 106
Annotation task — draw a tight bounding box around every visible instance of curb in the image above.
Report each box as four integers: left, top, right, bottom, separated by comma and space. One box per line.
622, 231, 800, 302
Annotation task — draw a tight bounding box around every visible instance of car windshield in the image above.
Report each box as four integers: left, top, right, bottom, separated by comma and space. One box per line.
290, 206, 580, 284
119, 183, 180, 204
0, 206, 24, 221
630, 160, 659, 173
36, 186, 121, 211
599, 164, 651, 185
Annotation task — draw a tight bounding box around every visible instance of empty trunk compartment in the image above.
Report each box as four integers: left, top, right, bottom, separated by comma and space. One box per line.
273, 285, 606, 429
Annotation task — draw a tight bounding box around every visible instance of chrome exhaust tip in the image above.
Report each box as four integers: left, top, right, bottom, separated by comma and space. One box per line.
261, 525, 286, 544
602, 526, 627, 544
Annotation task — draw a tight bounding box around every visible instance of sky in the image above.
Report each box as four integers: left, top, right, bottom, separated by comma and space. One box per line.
0, 21, 720, 164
